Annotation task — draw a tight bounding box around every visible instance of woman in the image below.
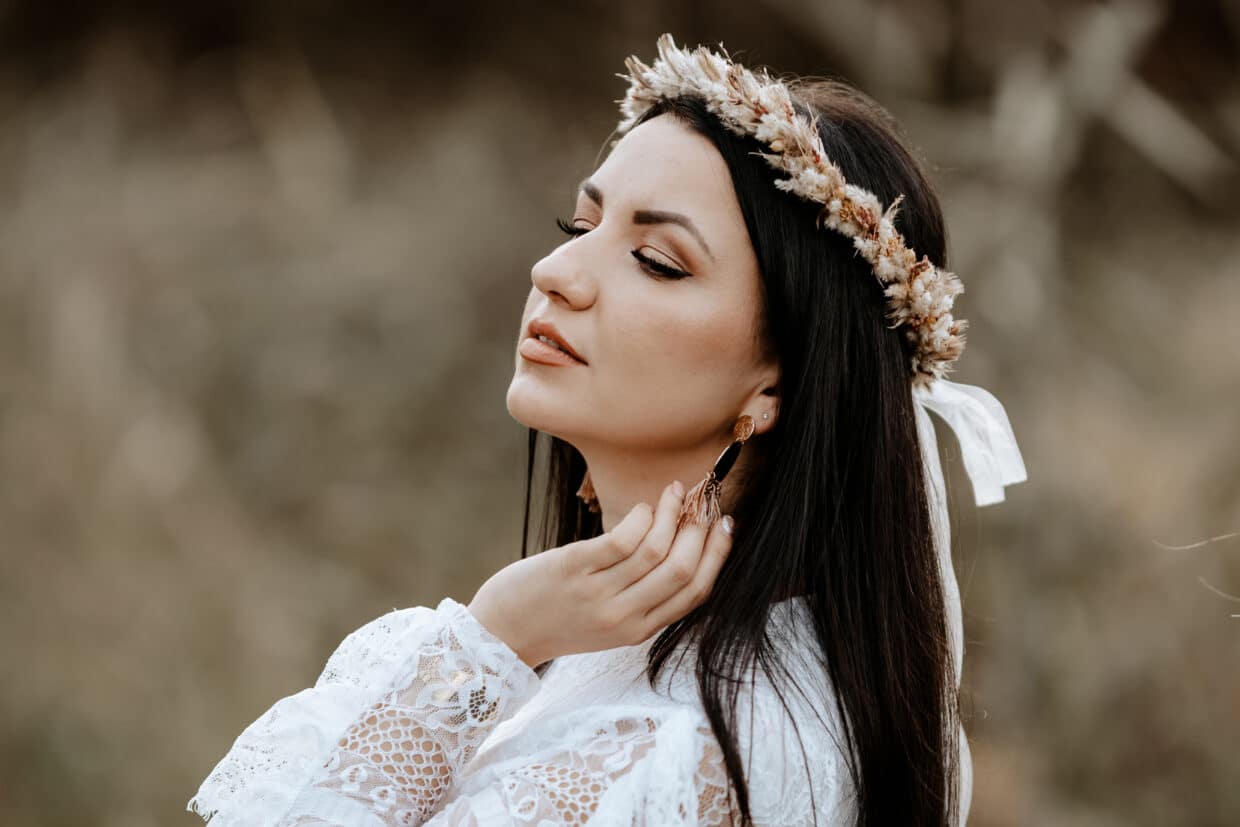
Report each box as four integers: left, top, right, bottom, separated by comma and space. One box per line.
189, 34, 1026, 826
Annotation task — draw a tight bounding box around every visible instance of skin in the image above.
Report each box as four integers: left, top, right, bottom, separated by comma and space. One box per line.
469, 114, 781, 669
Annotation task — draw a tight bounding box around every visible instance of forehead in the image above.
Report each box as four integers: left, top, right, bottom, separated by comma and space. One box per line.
585, 114, 744, 233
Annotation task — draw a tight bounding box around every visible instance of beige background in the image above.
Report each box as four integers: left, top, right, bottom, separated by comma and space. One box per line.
0, 2, 1237, 824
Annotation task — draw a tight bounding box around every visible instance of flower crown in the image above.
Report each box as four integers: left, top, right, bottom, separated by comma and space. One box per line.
615, 33, 967, 387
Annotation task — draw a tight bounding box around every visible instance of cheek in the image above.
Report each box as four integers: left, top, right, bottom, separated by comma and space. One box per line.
598, 290, 752, 411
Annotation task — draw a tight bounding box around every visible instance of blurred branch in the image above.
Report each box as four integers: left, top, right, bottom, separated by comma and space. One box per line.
1054, 0, 1234, 205
758, 0, 947, 95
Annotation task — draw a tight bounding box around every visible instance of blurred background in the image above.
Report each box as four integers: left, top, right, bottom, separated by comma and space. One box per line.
0, 1, 1236, 824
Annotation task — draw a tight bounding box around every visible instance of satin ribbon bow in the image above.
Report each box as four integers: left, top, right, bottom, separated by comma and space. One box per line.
912, 378, 1028, 507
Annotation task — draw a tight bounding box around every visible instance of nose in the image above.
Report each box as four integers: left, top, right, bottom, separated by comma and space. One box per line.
529, 238, 597, 309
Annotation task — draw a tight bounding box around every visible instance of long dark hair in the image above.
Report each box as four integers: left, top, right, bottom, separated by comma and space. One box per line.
519, 80, 961, 827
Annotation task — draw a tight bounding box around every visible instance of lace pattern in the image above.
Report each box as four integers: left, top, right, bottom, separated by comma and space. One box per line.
278, 599, 540, 824
437, 707, 735, 826
188, 597, 539, 826
189, 596, 858, 826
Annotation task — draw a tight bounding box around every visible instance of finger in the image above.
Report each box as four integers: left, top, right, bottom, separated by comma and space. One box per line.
641, 515, 734, 633
601, 481, 685, 589
572, 500, 653, 574
616, 510, 712, 614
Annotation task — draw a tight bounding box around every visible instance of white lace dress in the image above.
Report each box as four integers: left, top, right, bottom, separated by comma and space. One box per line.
187, 397, 996, 826
187, 593, 868, 826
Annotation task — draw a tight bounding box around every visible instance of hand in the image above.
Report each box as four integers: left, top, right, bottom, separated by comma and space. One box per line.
467, 481, 735, 669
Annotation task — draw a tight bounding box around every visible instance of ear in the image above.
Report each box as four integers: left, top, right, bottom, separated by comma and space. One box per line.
743, 362, 781, 436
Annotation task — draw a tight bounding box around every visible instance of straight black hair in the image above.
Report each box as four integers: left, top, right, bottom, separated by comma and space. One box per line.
519, 81, 961, 826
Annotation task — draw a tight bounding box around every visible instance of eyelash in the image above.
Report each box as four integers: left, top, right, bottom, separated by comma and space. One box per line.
555, 216, 691, 280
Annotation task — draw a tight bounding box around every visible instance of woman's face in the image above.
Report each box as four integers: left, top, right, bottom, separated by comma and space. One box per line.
507, 114, 778, 454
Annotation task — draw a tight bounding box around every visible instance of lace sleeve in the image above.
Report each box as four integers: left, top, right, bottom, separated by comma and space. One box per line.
188, 597, 540, 826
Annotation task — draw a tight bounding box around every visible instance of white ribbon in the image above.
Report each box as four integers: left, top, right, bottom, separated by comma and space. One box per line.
912, 378, 1028, 507
910, 377, 1024, 825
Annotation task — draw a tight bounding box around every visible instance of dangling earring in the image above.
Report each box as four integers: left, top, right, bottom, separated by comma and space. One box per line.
577, 468, 601, 513
677, 414, 755, 531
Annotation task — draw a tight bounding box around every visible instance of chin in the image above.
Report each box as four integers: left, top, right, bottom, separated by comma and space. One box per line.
506, 377, 570, 438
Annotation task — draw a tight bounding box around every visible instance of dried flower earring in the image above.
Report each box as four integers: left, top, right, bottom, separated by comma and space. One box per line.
677, 414, 755, 531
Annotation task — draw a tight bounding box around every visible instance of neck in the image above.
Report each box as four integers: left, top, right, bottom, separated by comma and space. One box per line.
578, 434, 757, 533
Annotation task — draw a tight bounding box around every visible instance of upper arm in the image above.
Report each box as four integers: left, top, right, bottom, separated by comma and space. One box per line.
189, 599, 541, 827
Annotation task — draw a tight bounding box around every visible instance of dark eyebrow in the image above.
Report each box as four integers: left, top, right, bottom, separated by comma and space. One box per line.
577, 178, 716, 263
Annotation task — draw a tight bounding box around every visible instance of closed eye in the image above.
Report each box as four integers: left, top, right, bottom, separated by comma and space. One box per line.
554, 216, 691, 280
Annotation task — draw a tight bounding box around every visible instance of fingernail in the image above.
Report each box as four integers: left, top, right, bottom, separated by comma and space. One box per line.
672, 479, 685, 498
721, 515, 734, 535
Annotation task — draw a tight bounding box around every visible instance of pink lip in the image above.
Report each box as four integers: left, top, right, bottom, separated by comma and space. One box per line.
525, 318, 588, 364
519, 336, 586, 366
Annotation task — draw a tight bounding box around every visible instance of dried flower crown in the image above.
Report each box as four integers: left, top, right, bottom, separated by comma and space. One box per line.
615, 33, 967, 387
